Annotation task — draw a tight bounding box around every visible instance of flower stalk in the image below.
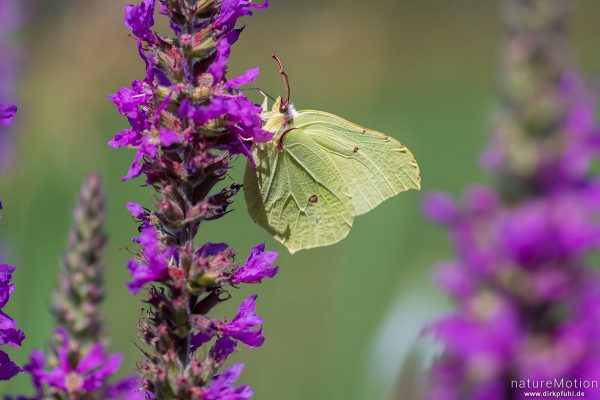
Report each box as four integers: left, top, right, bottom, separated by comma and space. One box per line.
52, 174, 107, 348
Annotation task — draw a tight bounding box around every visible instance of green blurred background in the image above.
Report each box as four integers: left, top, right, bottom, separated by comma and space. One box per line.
2, 0, 600, 398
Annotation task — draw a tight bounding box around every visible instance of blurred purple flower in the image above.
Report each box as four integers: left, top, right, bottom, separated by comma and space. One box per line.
421, 192, 458, 226
0, 104, 16, 127
21, 329, 144, 399
426, 3, 600, 397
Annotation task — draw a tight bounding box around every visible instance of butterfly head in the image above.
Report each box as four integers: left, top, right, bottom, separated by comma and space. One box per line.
260, 95, 297, 141
255, 55, 299, 147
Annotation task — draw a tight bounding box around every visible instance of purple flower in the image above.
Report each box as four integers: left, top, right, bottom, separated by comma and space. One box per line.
217, 295, 265, 347
125, 129, 181, 181
0, 264, 16, 308
200, 364, 253, 400
109, 129, 143, 150
210, 337, 238, 365
232, 243, 279, 284
190, 330, 215, 352
214, 0, 269, 32
23, 350, 44, 397
0, 312, 25, 348
22, 330, 144, 399
209, 32, 240, 84
45, 334, 123, 392
126, 202, 147, 220
0, 350, 20, 381
0, 104, 16, 127
0, 263, 24, 381
225, 67, 260, 90
422, 192, 459, 226
197, 242, 229, 258
110, 84, 178, 181
105, 376, 146, 400
499, 196, 600, 266
178, 98, 231, 126
432, 262, 475, 300
127, 227, 174, 293
125, 0, 155, 41
109, 80, 153, 133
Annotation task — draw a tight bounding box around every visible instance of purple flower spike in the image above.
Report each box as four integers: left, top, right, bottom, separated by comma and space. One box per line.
11, 176, 145, 398
426, 2, 600, 399
232, 243, 279, 284
111, 0, 277, 396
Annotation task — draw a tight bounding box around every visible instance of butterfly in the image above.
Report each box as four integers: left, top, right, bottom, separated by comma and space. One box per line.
243, 57, 421, 254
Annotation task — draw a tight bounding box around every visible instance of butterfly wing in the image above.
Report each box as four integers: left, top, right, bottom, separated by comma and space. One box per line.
244, 137, 354, 254
292, 110, 421, 215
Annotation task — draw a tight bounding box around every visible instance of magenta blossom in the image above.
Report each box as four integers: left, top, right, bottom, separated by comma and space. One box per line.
0, 104, 16, 127
124, 0, 155, 42
214, 0, 269, 31
192, 295, 266, 351
127, 227, 175, 294
199, 364, 253, 400
0, 263, 24, 381
23, 329, 144, 399
232, 243, 279, 284
217, 295, 264, 347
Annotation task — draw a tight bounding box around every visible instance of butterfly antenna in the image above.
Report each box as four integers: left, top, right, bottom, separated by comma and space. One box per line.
239, 87, 277, 102
272, 54, 291, 112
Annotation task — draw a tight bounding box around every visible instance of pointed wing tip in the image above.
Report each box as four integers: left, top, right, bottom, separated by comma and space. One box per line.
413, 179, 422, 191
